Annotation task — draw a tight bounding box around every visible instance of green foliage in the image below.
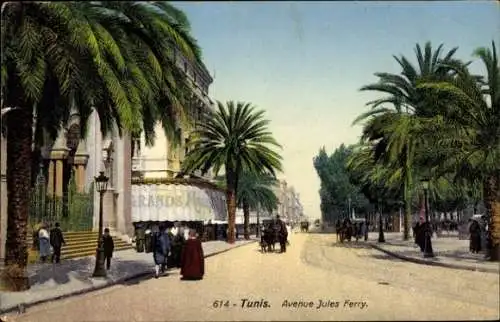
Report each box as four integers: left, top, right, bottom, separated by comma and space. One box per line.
236, 171, 279, 213
313, 144, 370, 222
318, 41, 499, 233
2, 1, 204, 145
182, 100, 283, 187
323, 40, 499, 236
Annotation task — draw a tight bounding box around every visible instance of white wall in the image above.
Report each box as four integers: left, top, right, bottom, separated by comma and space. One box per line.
140, 123, 169, 178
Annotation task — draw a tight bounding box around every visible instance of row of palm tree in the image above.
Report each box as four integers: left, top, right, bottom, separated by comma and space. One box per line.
182, 101, 283, 243
1, 1, 205, 291
347, 41, 499, 261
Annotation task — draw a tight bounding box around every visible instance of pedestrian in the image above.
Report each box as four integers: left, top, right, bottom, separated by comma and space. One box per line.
335, 220, 341, 242
172, 225, 186, 268
183, 224, 190, 241
354, 223, 359, 242
469, 219, 481, 253
414, 218, 425, 252
346, 219, 353, 242
50, 222, 65, 264
180, 229, 205, 281
166, 226, 176, 269
276, 215, 288, 253
152, 224, 171, 278
38, 223, 51, 263
286, 223, 291, 246
103, 228, 114, 270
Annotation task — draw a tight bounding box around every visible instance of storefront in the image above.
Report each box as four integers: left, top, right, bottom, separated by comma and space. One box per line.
131, 179, 228, 249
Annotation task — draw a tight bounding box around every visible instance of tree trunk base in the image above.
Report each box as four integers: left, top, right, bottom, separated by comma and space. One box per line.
488, 244, 500, 262
0, 265, 30, 292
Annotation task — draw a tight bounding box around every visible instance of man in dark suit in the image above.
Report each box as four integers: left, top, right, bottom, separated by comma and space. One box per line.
276, 215, 288, 253
50, 222, 65, 263
103, 228, 115, 270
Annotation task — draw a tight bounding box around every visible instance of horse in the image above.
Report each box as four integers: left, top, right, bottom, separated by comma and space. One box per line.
262, 227, 277, 252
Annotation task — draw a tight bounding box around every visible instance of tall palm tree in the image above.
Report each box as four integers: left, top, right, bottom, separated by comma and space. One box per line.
182, 101, 283, 243
418, 41, 500, 261
236, 171, 279, 239
1, 1, 203, 290
353, 42, 459, 241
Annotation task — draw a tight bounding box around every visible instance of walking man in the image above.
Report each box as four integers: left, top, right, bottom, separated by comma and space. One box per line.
103, 228, 115, 270
276, 215, 288, 253
50, 222, 65, 264
152, 224, 171, 278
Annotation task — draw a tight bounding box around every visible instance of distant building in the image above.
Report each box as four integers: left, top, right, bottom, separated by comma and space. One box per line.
273, 180, 304, 223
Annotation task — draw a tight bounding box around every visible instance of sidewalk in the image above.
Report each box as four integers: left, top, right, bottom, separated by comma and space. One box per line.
367, 232, 499, 274
0, 239, 257, 314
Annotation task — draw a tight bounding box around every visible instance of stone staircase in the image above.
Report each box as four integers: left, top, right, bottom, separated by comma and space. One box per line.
27, 231, 133, 260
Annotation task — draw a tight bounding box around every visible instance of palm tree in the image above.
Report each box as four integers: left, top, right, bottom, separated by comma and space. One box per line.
418, 41, 500, 261
182, 101, 283, 244
236, 171, 279, 239
354, 42, 459, 241
1, 2, 203, 290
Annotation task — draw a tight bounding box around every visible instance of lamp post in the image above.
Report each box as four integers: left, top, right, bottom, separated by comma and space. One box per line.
348, 196, 351, 219
93, 171, 109, 277
420, 178, 435, 258
378, 198, 385, 243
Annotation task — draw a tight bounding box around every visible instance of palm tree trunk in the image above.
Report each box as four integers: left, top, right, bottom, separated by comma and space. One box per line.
256, 208, 260, 237
1, 106, 33, 291
403, 147, 412, 240
483, 174, 500, 261
242, 200, 250, 240
225, 185, 237, 244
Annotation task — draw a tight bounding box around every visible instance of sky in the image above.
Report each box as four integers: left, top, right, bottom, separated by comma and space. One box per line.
174, 1, 499, 220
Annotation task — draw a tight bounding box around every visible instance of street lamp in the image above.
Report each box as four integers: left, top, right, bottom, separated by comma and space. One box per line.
348, 196, 351, 219
377, 198, 385, 243
93, 171, 109, 277
420, 177, 435, 258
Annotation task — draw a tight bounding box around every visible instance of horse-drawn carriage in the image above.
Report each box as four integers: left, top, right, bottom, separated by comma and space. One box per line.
336, 218, 366, 243
300, 221, 309, 232
259, 220, 290, 253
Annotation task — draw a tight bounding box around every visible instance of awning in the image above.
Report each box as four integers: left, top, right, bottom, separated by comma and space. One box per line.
131, 183, 227, 222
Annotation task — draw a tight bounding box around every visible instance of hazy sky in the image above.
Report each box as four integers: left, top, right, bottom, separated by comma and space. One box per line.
174, 1, 499, 220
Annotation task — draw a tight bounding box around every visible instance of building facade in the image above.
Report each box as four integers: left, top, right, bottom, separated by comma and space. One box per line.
0, 47, 216, 260
131, 50, 214, 180
273, 180, 305, 224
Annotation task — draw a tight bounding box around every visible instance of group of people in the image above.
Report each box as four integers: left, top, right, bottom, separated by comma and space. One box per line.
151, 224, 205, 280
335, 219, 369, 243
35, 222, 116, 268
260, 215, 289, 253
34, 222, 66, 264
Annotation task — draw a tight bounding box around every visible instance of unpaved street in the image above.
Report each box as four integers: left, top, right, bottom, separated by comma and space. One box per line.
8, 233, 500, 321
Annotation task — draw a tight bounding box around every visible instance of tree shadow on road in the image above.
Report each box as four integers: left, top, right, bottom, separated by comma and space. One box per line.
358, 253, 410, 263
329, 242, 373, 250
28, 258, 153, 288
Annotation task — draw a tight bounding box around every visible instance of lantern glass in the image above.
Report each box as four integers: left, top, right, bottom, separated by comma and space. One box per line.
421, 179, 429, 191
95, 171, 109, 193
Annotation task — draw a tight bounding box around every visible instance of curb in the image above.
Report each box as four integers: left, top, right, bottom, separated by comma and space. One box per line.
0, 240, 257, 315
369, 243, 499, 274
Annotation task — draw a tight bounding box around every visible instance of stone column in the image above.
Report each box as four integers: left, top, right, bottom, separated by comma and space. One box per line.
47, 160, 55, 197
50, 150, 69, 198
73, 156, 89, 193
50, 131, 70, 198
